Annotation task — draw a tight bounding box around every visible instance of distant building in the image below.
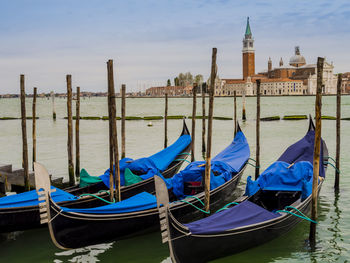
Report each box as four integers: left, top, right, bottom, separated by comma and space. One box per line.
341, 72, 350, 94
216, 17, 338, 96
145, 86, 193, 96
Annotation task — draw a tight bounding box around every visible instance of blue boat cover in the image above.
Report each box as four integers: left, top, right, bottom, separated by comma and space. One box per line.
61, 192, 157, 214
245, 129, 325, 200
99, 134, 191, 188
245, 161, 314, 199
0, 187, 77, 208
277, 130, 325, 178
185, 200, 280, 234
166, 131, 250, 199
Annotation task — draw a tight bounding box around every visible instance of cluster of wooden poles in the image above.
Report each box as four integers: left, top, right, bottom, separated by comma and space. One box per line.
17, 50, 342, 246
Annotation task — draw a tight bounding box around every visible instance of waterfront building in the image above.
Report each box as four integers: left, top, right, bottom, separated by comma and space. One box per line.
216, 18, 338, 96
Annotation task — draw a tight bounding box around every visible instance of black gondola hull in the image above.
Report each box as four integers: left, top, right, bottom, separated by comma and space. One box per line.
46, 164, 246, 249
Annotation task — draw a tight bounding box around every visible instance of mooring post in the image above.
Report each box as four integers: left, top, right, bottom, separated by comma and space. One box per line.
20, 75, 30, 191
309, 57, 324, 246
32, 87, 37, 171
204, 48, 217, 212
75, 86, 80, 179
51, 91, 56, 120
107, 59, 121, 202
242, 89, 246, 121
234, 90, 237, 135
255, 80, 261, 179
191, 83, 197, 162
334, 74, 342, 191
66, 75, 75, 186
201, 83, 206, 156
121, 84, 126, 159
164, 92, 168, 148
107, 64, 114, 202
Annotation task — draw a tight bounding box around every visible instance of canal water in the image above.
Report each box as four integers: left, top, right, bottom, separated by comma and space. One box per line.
0, 96, 349, 262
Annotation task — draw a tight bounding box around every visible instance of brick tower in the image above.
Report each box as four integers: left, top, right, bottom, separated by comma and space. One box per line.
242, 17, 255, 79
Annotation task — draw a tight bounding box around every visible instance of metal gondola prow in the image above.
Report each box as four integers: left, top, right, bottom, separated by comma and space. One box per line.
34, 162, 52, 225
154, 175, 170, 244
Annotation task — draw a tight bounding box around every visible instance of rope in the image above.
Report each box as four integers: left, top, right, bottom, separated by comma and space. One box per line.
48, 209, 63, 223
325, 156, 336, 164
215, 202, 239, 213
248, 158, 257, 163
173, 195, 205, 207
247, 162, 260, 168
275, 205, 317, 224
175, 158, 191, 164
324, 161, 340, 174
179, 152, 191, 156
79, 193, 115, 204
177, 199, 210, 214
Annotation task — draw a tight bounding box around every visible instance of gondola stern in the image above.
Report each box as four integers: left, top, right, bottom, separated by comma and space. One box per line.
308, 114, 315, 131
181, 118, 190, 136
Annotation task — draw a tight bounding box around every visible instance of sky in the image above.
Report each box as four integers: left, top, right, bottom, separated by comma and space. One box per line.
0, 0, 349, 94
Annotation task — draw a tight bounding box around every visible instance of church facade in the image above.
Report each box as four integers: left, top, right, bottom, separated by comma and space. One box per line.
216, 18, 338, 96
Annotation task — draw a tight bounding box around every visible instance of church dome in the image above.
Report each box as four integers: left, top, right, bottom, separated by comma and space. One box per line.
289, 46, 306, 67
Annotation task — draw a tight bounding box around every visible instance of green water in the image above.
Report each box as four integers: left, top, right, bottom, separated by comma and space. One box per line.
0, 96, 349, 262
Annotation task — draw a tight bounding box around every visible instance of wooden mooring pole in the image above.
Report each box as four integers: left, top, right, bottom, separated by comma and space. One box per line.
191, 84, 197, 162
107, 59, 121, 202
255, 80, 261, 179
66, 75, 75, 186
242, 89, 246, 121
309, 57, 324, 246
334, 74, 342, 191
20, 75, 30, 191
75, 86, 80, 179
51, 91, 56, 120
204, 48, 217, 212
32, 87, 37, 171
121, 84, 126, 159
164, 93, 168, 148
201, 83, 206, 155
234, 90, 237, 135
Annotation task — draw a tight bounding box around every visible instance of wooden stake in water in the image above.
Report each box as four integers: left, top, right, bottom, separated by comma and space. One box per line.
51, 91, 56, 120
121, 84, 126, 159
20, 75, 30, 191
75, 86, 80, 179
164, 93, 168, 148
309, 57, 324, 246
66, 75, 75, 186
334, 74, 342, 191
242, 89, 246, 121
107, 59, 120, 202
202, 83, 206, 155
204, 48, 217, 212
191, 84, 197, 162
234, 90, 237, 135
255, 80, 261, 179
32, 87, 37, 171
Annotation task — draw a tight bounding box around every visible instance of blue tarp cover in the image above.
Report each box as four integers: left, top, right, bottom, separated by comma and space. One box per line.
245, 161, 313, 199
0, 187, 77, 208
185, 200, 279, 234
278, 130, 325, 178
61, 192, 157, 214
99, 134, 191, 188
167, 131, 250, 199
245, 128, 325, 199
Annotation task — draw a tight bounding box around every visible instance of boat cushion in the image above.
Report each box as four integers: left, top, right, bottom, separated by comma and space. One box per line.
0, 187, 77, 208
185, 200, 279, 234
61, 191, 157, 214
79, 168, 102, 187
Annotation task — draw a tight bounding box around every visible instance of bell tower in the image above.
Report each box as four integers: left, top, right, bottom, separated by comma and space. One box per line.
242, 17, 255, 79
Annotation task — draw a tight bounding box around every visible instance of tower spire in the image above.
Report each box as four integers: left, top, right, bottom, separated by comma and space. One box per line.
245, 17, 252, 37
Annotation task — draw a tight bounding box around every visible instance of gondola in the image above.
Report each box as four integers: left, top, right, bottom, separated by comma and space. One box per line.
0, 120, 191, 233
34, 123, 250, 249
155, 117, 328, 263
